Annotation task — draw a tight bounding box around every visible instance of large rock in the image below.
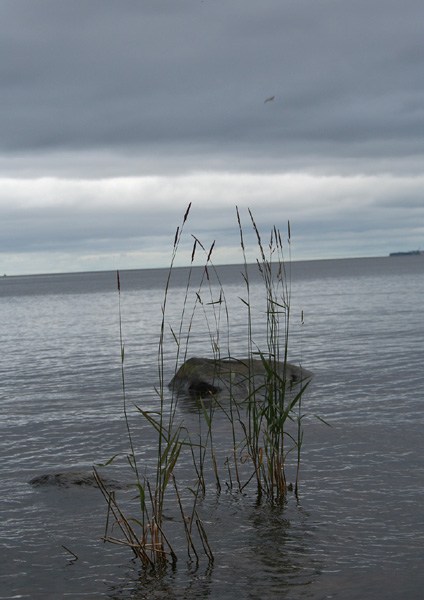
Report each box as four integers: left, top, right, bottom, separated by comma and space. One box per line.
169, 356, 312, 398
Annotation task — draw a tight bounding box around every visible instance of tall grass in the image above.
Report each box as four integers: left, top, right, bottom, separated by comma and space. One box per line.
97, 205, 310, 566
227, 208, 310, 501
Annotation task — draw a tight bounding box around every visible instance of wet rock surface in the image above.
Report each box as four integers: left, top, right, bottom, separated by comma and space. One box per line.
169, 356, 312, 398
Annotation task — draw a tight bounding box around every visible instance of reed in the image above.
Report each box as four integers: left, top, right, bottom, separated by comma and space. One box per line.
97, 204, 310, 566
98, 204, 221, 566
230, 208, 311, 501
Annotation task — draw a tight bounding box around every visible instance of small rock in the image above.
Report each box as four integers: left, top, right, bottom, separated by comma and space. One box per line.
28, 470, 124, 490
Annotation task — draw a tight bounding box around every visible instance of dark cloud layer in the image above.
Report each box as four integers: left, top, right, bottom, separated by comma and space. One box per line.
1, 0, 423, 171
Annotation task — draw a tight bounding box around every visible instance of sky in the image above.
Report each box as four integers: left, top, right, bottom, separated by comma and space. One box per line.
1, 0, 423, 275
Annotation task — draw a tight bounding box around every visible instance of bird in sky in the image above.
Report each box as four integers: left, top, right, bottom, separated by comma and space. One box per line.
264, 95, 275, 103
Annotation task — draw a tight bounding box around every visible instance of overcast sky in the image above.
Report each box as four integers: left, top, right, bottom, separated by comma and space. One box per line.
1, 0, 423, 275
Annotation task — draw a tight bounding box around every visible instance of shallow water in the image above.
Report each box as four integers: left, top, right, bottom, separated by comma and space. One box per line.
1, 257, 423, 599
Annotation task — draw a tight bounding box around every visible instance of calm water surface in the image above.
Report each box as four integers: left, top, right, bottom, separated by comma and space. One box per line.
0, 257, 423, 599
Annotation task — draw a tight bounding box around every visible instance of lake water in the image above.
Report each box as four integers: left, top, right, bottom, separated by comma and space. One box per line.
0, 256, 423, 599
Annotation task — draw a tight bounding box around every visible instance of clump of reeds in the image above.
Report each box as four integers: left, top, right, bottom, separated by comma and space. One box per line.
234, 208, 310, 501
97, 204, 310, 567
97, 204, 216, 566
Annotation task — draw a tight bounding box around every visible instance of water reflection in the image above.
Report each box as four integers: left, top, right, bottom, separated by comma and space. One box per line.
103, 492, 322, 600
244, 502, 321, 597
106, 561, 214, 599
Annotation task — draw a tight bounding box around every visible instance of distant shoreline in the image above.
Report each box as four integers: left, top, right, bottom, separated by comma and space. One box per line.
389, 250, 423, 256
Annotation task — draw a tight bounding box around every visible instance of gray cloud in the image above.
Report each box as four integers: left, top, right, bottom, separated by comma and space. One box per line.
1, 0, 423, 164
0, 0, 423, 274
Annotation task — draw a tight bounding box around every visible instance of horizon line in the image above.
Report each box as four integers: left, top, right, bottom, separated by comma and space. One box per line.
1, 253, 392, 279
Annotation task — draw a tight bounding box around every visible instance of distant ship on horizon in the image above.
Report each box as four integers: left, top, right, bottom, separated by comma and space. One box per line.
389, 249, 424, 256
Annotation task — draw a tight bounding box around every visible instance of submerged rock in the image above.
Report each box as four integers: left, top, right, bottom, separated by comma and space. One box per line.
169, 356, 312, 398
28, 470, 125, 490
